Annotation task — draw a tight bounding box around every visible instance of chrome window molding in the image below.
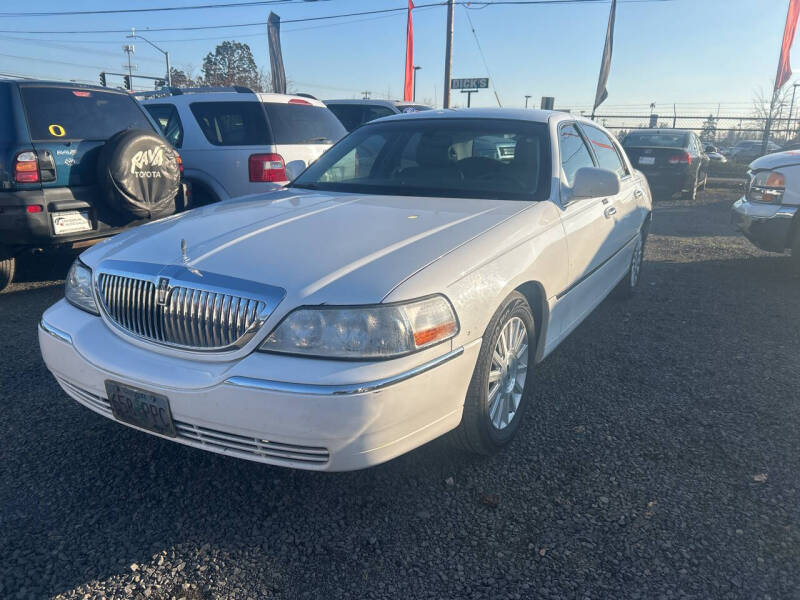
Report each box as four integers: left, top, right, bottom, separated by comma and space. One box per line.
225, 346, 464, 396
94, 260, 286, 352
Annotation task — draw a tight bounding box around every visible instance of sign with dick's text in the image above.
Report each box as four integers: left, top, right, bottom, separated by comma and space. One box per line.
451, 78, 489, 90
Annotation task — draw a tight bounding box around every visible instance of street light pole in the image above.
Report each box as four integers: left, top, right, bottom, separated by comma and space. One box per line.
413, 66, 421, 102
127, 28, 171, 87
442, 0, 454, 108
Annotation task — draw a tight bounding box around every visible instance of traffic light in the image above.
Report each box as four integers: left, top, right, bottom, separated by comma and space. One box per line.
99, 72, 106, 87
123, 75, 132, 91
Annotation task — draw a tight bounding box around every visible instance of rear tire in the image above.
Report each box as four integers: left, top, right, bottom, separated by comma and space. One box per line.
614, 224, 647, 299
682, 174, 698, 200
450, 291, 535, 455
0, 254, 15, 292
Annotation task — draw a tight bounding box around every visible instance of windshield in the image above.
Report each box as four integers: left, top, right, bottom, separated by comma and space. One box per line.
291, 119, 551, 201
623, 131, 689, 148
20, 86, 153, 142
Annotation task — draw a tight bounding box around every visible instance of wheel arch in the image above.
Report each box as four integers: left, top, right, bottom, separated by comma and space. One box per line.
513, 280, 549, 364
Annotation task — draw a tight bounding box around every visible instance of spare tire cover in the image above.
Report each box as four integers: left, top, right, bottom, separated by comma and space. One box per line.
97, 129, 181, 220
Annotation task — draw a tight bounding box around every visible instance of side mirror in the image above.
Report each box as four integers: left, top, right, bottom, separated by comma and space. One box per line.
571, 167, 621, 199
284, 159, 307, 182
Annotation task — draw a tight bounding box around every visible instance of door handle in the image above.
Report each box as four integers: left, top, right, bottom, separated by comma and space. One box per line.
604, 206, 617, 218
634, 189, 644, 199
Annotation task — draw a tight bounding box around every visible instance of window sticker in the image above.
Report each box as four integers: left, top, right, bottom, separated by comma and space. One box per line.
48, 124, 66, 137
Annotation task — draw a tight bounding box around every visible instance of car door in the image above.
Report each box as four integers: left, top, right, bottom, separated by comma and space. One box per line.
555, 123, 619, 330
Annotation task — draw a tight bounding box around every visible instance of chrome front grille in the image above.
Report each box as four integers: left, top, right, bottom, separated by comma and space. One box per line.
97, 273, 268, 350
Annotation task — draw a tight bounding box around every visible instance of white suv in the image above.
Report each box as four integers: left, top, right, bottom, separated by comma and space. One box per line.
141, 88, 346, 203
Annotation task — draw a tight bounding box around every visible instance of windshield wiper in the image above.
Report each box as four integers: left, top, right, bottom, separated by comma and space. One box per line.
302, 137, 331, 143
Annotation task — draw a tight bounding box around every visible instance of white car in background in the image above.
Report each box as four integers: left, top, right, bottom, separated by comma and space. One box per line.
732, 150, 800, 272
141, 88, 346, 204
39, 109, 652, 471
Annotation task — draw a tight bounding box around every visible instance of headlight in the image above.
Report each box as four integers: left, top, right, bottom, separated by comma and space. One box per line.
747, 170, 785, 204
260, 295, 458, 359
65, 259, 99, 315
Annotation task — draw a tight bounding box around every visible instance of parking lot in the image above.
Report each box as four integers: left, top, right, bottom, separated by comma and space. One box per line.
2, 186, 799, 600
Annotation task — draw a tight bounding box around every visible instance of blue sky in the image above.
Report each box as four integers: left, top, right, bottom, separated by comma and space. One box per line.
0, 0, 791, 115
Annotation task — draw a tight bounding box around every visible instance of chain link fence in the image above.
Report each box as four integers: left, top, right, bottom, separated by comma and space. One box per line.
591, 114, 796, 150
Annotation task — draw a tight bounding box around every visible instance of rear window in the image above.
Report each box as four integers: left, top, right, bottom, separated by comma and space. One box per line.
190, 101, 271, 146
262, 103, 346, 145
327, 104, 363, 132
20, 86, 153, 142
623, 132, 689, 148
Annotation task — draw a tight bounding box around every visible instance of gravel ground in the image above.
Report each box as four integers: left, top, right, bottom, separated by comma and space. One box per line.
2, 187, 799, 600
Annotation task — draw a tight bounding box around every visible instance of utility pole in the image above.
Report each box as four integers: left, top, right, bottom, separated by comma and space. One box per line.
413, 66, 421, 102
524, 95, 531, 109
442, 0, 454, 108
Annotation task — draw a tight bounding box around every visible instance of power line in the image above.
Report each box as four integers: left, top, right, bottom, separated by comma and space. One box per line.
0, 0, 676, 34
0, 0, 329, 18
461, 5, 502, 106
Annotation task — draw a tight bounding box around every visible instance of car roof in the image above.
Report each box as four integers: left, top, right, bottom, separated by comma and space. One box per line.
4, 79, 130, 94
324, 99, 402, 110
626, 129, 692, 134
373, 107, 574, 125
140, 88, 326, 107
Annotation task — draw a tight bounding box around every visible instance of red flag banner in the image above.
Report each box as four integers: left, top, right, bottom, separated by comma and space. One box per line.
404, 0, 414, 102
776, 0, 800, 90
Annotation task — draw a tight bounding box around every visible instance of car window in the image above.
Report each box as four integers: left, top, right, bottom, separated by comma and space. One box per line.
559, 124, 595, 186
19, 86, 153, 142
362, 106, 396, 123
292, 119, 552, 202
189, 101, 271, 146
262, 103, 346, 145
144, 103, 183, 148
582, 124, 627, 178
326, 104, 364, 132
623, 132, 690, 148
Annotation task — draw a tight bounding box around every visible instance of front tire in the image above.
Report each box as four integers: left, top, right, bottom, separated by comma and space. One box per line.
450, 291, 535, 455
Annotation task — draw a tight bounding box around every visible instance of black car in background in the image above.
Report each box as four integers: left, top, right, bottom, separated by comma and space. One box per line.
324, 99, 432, 132
622, 129, 709, 200
0, 80, 188, 292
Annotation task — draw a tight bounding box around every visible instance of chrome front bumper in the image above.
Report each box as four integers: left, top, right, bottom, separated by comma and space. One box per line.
731, 197, 798, 253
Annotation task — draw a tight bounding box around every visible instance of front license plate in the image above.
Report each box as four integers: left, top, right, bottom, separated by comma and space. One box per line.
106, 381, 176, 437
52, 210, 92, 235
638, 156, 656, 165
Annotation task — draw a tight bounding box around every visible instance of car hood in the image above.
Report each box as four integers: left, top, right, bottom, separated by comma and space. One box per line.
82, 189, 527, 305
749, 150, 800, 170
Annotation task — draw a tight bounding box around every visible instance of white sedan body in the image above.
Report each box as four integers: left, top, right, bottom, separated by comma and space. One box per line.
39, 109, 652, 471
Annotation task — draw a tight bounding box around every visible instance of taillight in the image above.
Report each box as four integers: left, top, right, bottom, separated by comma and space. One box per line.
668, 152, 692, 165
175, 152, 184, 176
14, 151, 39, 183
26, 205, 43, 213
249, 153, 286, 182
288, 98, 312, 105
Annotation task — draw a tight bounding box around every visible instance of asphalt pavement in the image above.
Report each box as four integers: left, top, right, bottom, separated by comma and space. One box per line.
2, 187, 799, 600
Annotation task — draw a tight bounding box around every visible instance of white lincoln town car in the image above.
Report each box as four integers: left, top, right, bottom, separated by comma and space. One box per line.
39, 109, 652, 471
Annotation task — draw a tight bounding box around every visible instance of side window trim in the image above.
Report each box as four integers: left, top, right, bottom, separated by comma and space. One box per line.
578, 122, 629, 180
557, 121, 597, 208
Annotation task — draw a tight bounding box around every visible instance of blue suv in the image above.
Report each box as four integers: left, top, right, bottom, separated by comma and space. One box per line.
0, 80, 188, 291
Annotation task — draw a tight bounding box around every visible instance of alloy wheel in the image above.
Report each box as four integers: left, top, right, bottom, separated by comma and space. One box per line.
487, 316, 528, 430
